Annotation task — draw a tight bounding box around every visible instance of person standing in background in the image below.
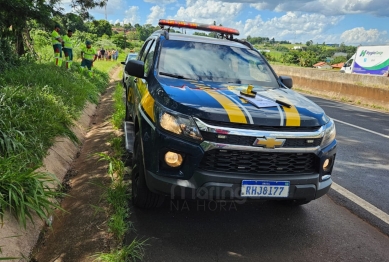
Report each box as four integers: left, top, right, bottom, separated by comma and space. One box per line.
113, 49, 119, 60
51, 24, 63, 66
80, 40, 97, 77
62, 29, 73, 69
100, 47, 105, 61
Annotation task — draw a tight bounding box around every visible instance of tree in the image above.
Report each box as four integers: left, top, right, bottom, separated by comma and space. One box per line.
124, 23, 133, 30
62, 13, 87, 32
70, 0, 108, 20
331, 56, 348, 65
86, 20, 112, 37
0, 0, 61, 57
136, 24, 158, 41
111, 33, 127, 49
0, 0, 108, 70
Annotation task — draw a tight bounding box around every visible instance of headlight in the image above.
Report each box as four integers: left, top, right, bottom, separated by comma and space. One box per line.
321, 118, 336, 148
155, 103, 203, 141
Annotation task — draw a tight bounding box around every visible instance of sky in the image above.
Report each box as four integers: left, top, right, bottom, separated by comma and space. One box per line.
62, 0, 389, 46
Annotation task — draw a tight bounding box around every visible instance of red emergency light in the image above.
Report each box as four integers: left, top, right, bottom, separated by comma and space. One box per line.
159, 19, 240, 36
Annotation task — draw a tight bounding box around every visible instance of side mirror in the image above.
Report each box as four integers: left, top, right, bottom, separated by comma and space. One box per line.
121, 61, 125, 65
279, 75, 293, 89
125, 60, 145, 78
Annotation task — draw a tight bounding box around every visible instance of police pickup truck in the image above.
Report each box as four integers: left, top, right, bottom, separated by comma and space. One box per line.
123, 19, 337, 208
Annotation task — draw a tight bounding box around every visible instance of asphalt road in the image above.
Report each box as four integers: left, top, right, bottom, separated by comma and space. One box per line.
126, 96, 389, 261
306, 95, 389, 236
127, 198, 389, 261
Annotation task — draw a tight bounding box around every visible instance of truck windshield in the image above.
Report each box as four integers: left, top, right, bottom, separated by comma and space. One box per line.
158, 40, 279, 88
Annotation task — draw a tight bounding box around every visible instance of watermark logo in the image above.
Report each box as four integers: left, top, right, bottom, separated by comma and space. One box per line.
169, 185, 248, 211
170, 199, 239, 212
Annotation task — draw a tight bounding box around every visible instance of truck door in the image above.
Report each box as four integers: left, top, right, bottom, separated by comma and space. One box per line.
342, 57, 354, 73
132, 39, 155, 115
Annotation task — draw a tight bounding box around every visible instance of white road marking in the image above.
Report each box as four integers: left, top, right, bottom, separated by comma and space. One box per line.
332, 183, 389, 225
333, 118, 389, 139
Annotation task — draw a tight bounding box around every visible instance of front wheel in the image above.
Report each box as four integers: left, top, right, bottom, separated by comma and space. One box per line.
131, 132, 164, 208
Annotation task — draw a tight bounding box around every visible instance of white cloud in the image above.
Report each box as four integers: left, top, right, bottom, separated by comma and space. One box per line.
147, 6, 166, 25
231, 12, 343, 44
228, 0, 389, 17
340, 27, 389, 45
144, 0, 177, 3
172, 0, 244, 25
124, 6, 141, 25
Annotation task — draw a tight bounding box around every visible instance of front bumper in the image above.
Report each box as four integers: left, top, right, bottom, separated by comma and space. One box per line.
145, 168, 332, 201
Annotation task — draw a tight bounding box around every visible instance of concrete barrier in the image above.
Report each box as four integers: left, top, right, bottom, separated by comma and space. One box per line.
272, 65, 389, 108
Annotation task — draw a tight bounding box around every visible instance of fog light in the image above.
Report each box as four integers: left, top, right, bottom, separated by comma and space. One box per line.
165, 151, 183, 167
323, 158, 330, 170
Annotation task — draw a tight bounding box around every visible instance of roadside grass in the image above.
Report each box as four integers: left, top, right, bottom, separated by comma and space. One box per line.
111, 83, 126, 129
0, 62, 109, 231
94, 83, 147, 261
93, 52, 126, 73
95, 238, 147, 262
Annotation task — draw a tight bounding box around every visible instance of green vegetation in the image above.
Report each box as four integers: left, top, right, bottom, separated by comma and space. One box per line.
0, 62, 108, 229
255, 42, 356, 67
94, 84, 147, 261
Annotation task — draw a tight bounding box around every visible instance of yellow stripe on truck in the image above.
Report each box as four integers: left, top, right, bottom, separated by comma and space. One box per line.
141, 90, 155, 122
204, 90, 247, 124
282, 100, 300, 126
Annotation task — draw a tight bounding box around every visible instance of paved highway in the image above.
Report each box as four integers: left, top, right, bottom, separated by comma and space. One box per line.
126, 95, 389, 261
306, 95, 389, 236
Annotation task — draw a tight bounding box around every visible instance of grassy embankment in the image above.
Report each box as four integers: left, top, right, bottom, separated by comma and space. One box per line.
0, 60, 109, 259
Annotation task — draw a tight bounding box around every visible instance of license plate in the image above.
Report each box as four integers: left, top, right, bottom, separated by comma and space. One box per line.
241, 180, 290, 198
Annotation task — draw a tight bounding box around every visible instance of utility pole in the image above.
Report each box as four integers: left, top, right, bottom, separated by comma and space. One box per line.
105, 4, 107, 20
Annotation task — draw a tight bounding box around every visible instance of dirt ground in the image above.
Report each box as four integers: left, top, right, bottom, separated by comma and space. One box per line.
30, 67, 122, 262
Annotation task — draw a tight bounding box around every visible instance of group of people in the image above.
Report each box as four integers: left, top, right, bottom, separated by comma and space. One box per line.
51, 24, 102, 77
98, 48, 119, 61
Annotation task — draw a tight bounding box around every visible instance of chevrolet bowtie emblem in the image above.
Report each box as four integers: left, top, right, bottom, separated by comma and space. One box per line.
253, 137, 285, 149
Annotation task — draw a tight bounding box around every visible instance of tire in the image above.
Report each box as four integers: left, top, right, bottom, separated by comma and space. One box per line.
131, 132, 164, 208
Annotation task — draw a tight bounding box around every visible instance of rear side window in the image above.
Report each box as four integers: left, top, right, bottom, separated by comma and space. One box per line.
139, 40, 154, 62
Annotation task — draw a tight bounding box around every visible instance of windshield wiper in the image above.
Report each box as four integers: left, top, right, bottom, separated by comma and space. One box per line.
159, 72, 190, 80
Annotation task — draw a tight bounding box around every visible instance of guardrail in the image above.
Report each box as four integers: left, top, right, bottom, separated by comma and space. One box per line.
272, 65, 389, 108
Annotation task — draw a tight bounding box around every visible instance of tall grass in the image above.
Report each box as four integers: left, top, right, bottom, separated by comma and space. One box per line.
111, 83, 126, 129
0, 61, 109, 227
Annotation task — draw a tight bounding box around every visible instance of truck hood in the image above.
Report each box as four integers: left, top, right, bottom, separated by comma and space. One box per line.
155, 78, 328, 127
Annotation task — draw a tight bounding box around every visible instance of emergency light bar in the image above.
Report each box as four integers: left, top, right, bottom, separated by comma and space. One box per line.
159, 19, 240, 36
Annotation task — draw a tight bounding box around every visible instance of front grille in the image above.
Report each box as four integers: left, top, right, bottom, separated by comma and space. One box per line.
200, 150, 317, 174
199, 119, 321, 132
201, 132, 322, 148
201, 132, 256, 146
